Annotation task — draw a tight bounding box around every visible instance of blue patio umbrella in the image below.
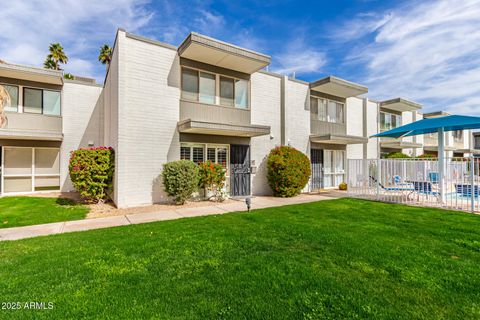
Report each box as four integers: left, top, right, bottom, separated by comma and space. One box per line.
371, 115, 480, 202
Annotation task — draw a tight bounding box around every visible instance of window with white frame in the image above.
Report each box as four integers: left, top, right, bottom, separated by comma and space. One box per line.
452, 130, 463, 142
310, 97, 344, 123
323, 150, 345, 188
2, 147, 60, 193
181, 67, 249, 109
380, 112, 401, 132
180, 143, 229, 169
23, 87, 61, 116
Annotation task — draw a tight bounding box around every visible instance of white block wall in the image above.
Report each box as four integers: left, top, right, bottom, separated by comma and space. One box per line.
346, 97, 364, 159
60, 81, 103, 191
115, 31, 181, 208
250, 72, 282, 195
284, 78, 310, 155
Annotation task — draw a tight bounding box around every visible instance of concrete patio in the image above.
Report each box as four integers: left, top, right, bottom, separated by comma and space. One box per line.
0, 191, 345, 241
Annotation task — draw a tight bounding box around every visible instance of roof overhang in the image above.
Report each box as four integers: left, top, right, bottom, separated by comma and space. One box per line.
310, 134, 367, 145
454, 148, 480, 154
0, 62, 63, 85
380, 98, 422, 112
178, 119, 270, 137
0, 129, 63, 141
310, 76, 368, 98
380, 141, 423, 149
178, 33, 271, 74
424, 146, 456, 152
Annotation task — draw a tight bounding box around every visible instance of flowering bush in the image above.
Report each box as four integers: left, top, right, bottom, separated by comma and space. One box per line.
69, 147, 114, 202
267, 146, 311, 197
162, 160, 200, 204
198, 161, 226, 201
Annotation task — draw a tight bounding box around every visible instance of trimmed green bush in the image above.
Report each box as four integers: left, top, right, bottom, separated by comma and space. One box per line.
267, 146, 311, 197
69, 147, 114, 202
198, 161, 226, 201
162, 160, 200, 204
386, 152, 411, 159
416, 153, 437, 159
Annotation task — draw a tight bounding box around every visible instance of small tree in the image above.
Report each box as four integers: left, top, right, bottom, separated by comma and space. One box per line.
198, 161, 226, 201
69, 147, 114, 202
44, 43, 68, 70
267, 146, 311, 197
162, 160, 200, 204
98, 44, 113, 65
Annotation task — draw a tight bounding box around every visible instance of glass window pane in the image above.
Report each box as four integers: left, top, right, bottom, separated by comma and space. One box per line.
335, 151, 345, 173
207, 148, 216, 162
24, 88, 42, 114
4, 177, 32, 193
35, 148, 60, 175
4, 147, 32, 175
217, 148, 227, 168
220, 76, 234, 107
327, 101, 337, 122
1, 84, 18, 112
380, 113, 386, 131
310, 97, 318, 115
180, 146, 191, 160
324, 150, 333, 173
336, 103, 344, 123
192, 147, 204, 164
181, 68, 198, 101
199, 72, 215, 104
34, 176, 60, 191
235, 79, 248, 108
318, 99, 326, 121
391, 114, 397, 128
43, 90, 61, 116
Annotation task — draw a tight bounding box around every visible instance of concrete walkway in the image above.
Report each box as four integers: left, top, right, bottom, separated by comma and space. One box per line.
0, 192, 344, 241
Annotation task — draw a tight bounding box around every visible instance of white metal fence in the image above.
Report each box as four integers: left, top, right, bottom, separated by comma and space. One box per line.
347, 157, 480, 213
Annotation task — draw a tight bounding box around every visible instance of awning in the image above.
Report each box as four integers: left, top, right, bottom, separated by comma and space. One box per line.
380, 98, 422, 112
453, 148, 480, 154
310, 134, 367, 144
310, 76, 368, 98
380, 140, 423, 149
178, 119, 270, 137
423, 146, 456, 152
0, 62, 63, 85
372, 115, 480, 138
0, 129, 63, 141
178, 33, 271, 74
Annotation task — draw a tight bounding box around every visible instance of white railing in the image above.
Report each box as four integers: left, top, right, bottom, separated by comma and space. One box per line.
347, 157, 480, 213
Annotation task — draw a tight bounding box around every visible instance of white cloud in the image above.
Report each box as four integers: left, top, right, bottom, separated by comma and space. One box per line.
273, 39, 326, 76
341, 0, 480, 114
0, 0, 153, 81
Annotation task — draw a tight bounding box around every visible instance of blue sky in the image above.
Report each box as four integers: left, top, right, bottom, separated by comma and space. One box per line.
1, 0, 480, 115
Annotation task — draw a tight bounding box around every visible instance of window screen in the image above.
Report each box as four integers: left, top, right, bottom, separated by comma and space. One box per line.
24, 88, 42, 114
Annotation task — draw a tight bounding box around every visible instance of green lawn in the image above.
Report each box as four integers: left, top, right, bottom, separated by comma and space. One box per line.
1, 199, 479, 319
0, 197, 89, 228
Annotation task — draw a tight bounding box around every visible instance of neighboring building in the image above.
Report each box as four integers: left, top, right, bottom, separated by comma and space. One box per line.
0, 62, 102, 195
0, 29, 476, 207
422, 111, 477, 157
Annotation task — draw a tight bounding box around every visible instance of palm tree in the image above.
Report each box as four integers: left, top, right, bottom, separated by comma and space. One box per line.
98, 44, 112, 65
0, 85, 11, 128
44, 43, 68, 70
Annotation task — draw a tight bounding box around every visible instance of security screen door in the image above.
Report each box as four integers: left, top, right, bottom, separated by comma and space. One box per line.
230, 145, 250, 196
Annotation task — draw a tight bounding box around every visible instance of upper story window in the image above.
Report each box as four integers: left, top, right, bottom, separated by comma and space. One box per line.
380, 111, 401, 132
452, 130, 463, 142
23, 87, 61, 116
310, 97, 344, 123
181, 67, 249, 109
0, 84, 19, 112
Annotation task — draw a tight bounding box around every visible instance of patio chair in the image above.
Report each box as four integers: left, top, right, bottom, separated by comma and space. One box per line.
412, 181, 440, 200
455, 184, 480, 198
369, 176, 415, 194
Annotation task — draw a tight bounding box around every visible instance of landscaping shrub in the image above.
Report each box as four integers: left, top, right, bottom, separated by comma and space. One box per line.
162, 160, 200, 204
339, 182, 347, 190
416, 153, 437, 159
267, 146, 311, 197
386, 152, 411, 159
198, 161, 226, 201
69, 147, 114, 202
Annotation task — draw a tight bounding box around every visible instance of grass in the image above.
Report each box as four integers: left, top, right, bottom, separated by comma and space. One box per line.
0, 197, 89, 228
1, 198, 480, 319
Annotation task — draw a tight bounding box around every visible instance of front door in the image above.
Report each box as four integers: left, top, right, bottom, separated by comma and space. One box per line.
230, 145, 250, 196
310, 149, 323, 190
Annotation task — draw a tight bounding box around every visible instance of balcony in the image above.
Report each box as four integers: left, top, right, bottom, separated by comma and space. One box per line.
0, 113, 62, 141
379, 98, 422, 112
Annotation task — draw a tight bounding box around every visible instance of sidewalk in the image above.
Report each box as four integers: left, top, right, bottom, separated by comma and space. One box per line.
0, 192, 344, 241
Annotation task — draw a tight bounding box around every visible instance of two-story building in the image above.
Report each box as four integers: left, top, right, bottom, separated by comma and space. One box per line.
1, 29, 476, 207
0, 62, 102, 195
